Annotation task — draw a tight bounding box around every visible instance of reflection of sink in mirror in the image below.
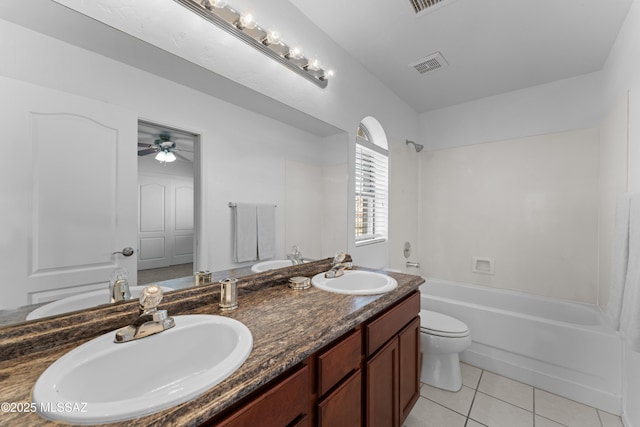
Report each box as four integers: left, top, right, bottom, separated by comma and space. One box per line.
311, 270, 398, 295
26, 286, 173, 321
33, 314, 253, 425
250, 259, 295, 273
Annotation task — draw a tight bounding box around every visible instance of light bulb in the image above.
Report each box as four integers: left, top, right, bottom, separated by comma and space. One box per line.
165, 152, 177, 163
265, 31, 281, 45
239, 13, 257, 30
288, 47, 302, 60
212, 0, 228, 8
307, 58, 321, 71
155, 151, 167, 162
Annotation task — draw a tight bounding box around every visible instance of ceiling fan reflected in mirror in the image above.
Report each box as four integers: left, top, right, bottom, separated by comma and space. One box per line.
137, 133, 192, 164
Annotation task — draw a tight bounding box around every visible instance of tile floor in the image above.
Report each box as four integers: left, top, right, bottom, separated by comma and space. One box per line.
404, 363, 624, 427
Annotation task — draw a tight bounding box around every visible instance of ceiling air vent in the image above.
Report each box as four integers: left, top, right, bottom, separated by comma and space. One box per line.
410, 0, 461, 16
409, 52, 449, 75
410, 0, 444, 14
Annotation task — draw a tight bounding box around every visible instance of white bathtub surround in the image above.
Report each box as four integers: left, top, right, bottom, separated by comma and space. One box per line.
420, 279, 622, 414
609, 194, 640, 352
419, 128, 600, 303
605, 194, 631, 329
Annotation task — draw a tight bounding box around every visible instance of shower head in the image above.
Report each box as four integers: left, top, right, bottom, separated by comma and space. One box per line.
406, 140, 424, 152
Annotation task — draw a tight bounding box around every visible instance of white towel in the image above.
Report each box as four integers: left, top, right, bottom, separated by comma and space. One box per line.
620, 194, 640, 352
257, 204, 276, 260
233, 203, 257, 263
606, 194, 631, 329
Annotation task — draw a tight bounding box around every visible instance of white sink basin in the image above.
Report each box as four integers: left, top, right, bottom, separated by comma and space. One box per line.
311, 270, 398, 295
33, 314, 253, 425
250, 259, 294, 273
26, 286, 172, 320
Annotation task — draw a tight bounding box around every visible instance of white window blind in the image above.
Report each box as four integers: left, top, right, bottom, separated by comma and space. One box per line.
355, 140, 388, 245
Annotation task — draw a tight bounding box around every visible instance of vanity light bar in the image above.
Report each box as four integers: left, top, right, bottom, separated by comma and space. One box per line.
174, 0, 333, 88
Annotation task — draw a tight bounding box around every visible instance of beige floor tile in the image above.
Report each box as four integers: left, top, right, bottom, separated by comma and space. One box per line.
420, 383, 475, 416
404, 396, 467, 427
478, 371, 533, 411
465, 420, 487, 427
535, 415, 567, 427
599, 410, 624, 427
534, 389, 600, 427
469, 392, 533, 427
461, 362, 482, 389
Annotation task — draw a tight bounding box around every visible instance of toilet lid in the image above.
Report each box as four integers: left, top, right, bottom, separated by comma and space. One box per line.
420, 310, 469, 337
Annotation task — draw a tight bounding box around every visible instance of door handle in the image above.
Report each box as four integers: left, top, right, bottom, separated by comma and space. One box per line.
113, 247, 135, 257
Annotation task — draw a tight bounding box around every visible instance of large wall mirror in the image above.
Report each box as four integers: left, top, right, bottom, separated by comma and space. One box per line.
0, 4, 348, 327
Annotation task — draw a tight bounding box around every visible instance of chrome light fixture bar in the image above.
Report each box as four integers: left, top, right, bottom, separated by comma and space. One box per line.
174, 0, 333, 88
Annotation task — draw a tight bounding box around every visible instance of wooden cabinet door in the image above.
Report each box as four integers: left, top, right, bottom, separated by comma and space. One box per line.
366, 337, 399, 427
210, 365, 308, 427
317, 370, 362, 427
399, 317, 421, 424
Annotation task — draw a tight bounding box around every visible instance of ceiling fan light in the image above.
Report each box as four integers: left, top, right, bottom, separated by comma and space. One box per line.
165, 152, 177, 162
155, 151, 168, 162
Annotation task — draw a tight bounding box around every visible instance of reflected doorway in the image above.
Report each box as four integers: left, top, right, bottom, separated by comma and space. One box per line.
137, 120, 199, 286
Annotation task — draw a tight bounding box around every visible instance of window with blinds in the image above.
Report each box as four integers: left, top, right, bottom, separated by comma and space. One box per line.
355, 127, 388, 246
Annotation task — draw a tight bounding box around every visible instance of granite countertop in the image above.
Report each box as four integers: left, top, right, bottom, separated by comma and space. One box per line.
0, 263, 423, 426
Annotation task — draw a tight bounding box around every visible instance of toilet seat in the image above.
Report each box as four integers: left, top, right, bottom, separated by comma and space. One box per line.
420, 310, 469, 338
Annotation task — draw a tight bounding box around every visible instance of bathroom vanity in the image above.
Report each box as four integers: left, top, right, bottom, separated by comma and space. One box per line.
0, 259, 423, 426
205, 290, 420, 427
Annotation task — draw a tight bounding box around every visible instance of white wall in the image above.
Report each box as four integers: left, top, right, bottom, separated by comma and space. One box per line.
417, 73, 604, 302
389, 137, 421, 273
603, 0, 640, 425
419, 71, 603, 151
49, 0, 418, 141
597, 95, 629, 311
419, 129, 600, 302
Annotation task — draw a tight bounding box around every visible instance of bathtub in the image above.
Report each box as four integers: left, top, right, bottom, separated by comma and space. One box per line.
420, 279, 622, 414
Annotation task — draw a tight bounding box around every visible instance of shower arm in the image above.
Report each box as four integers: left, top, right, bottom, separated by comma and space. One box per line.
406, 139, 424, 152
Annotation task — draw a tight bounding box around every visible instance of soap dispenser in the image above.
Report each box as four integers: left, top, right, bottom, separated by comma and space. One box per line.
110, 268, 131, 303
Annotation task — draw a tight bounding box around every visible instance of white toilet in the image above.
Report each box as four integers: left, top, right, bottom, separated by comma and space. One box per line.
419, 309, 472, 391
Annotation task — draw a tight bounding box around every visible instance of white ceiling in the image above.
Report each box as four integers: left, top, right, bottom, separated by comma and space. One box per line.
290, 0, 633, 113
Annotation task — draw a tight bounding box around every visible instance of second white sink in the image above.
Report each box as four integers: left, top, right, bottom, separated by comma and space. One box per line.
33, 314, 253, 425
250, 259, 294, 273
26, 286, 172, 320
311, 270, 398, 295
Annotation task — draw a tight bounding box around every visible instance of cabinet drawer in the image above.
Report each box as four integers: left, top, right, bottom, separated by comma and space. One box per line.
318, 329, 362, 396
365, 291, 420, 356
290, 415, 309, 427
317, 369, 362, 427
215, 364, 308, 427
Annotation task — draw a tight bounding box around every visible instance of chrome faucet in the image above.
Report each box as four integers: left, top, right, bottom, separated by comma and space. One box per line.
109, 268, 130, 303
114, 285, 175, 343
287, 245, 303, 265
325, 251, 353, 278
